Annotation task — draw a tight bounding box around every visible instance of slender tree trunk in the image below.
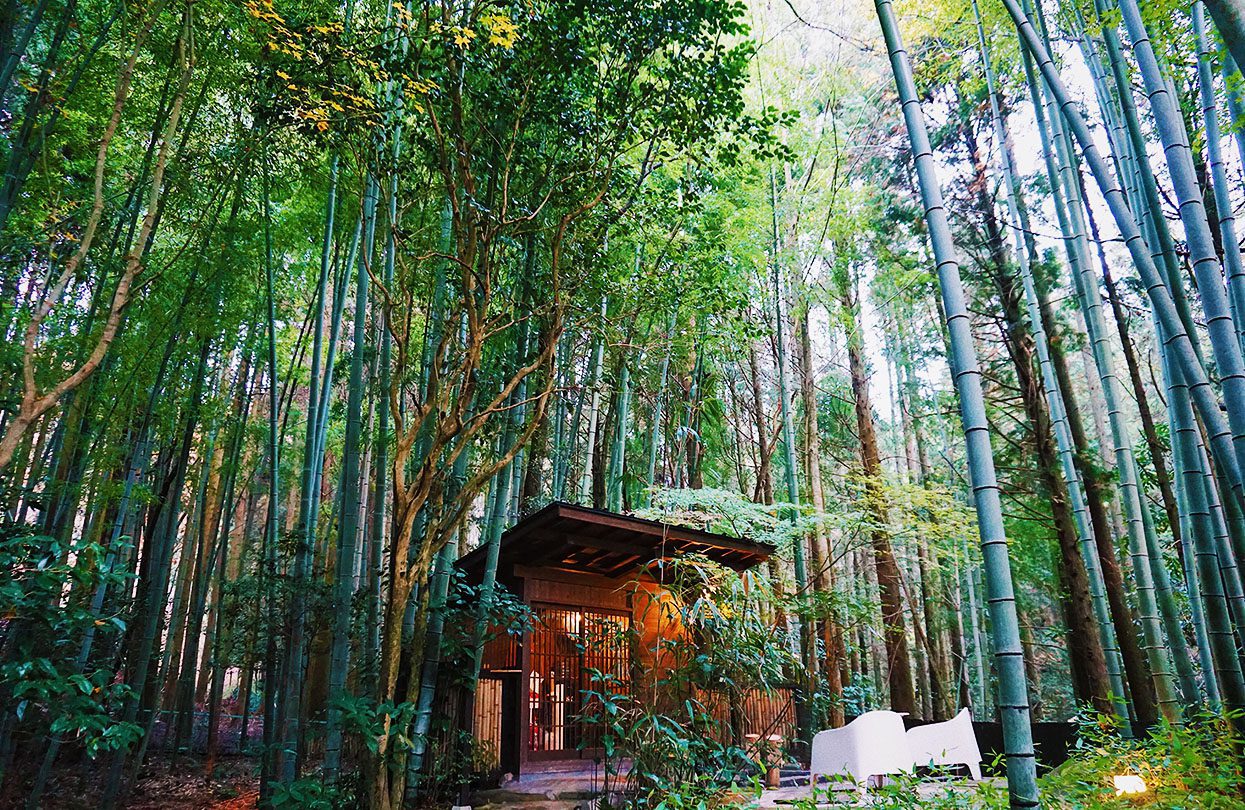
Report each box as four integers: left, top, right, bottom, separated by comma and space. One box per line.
874, 0, 1039, 800
645, 311, 675, 506
748, 343, 775, 505
607, 356, 631, 512
769, 165, 814, 746
798, 301, 846, 725
840, 268, 916, 716
323, 175, 377, 780
578, 297, 607, 504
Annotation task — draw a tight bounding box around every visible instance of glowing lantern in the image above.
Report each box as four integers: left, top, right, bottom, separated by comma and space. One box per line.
1112, 774, 1147, 796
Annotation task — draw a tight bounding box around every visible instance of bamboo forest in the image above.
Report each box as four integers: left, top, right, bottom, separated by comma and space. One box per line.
10, 0, 1245, 805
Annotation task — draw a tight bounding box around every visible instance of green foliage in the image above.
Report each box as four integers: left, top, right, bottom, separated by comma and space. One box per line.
1041, 712, 1245, 807
423, 727, 498, 794
0, 530, 139, 759
438, 570, 534, 676
269, 775, 355, 809
574, 550, 796, 806
331, 692, 418, 756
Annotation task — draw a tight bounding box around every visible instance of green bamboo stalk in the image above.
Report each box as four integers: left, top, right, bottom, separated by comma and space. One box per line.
406, 514, 460, 785
1166, 371, 1222, 707
1113, 0, 1245, 497
1195, 2, 1245, 353
972, 0, 1128, 723
312, 222, 359, 496
550, 333, 570, 499
105, 343, 211, 808
1139, 484, 1201, 708
323, 173, 379, 778
1018, 23, 1167, 724
1161, 321, 1245, 709
578, 296, 608, 503
1003, 0, 1245, 570
1074, 21, 1199, 672
1203, 0, 1245, 77
645, 311, 675, 507
769, 162, 816, 741
1026, 0, 1185, 722
254, 150, 301, 791
1058, 134, 1181, 722
607, 359, 630, 512
276, 174, 338, 787
872, 0, 1038, 802
1221, 54, 1245, 172
1086, 0, 1200, 350
1198, 440, 1245, 641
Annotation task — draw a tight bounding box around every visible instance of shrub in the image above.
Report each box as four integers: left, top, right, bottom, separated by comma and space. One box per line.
1039, 711, 1245, 808
0, 530, 140, 763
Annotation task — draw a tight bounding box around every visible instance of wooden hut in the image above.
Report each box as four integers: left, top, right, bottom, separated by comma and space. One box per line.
455, 501, 785, 779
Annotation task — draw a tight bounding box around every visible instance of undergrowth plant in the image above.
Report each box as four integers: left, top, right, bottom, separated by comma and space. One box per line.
618, 709, 1245, 809
1038, 711, 1245, 808
0, 530, 140, 763
576, 549, 796, 807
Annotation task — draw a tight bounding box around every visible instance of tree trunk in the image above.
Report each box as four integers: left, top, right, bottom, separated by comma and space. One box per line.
798, 301, 846, 725
841, 269, 916, 717
874, 0, 1040, 800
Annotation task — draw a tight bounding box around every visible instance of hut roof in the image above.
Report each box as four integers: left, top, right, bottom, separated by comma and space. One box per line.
456, 501, 774, 579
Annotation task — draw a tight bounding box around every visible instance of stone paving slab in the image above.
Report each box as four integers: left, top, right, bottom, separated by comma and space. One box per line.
469, 770, 1000, 809
753, 777, 1003, 807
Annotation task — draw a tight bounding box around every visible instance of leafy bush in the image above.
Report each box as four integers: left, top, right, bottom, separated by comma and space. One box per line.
269, 775, 355, 809
438, 569, 534, 679
618, 710, 1245, 809
572, 547, 798, 806
1040, 711, 1245, 807
0, 529, 140, 761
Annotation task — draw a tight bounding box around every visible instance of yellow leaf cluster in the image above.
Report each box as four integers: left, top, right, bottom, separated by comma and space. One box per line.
403, 76, 438, 95
245, 0, 286, 24
390, 2, 412, 22
480, 12, 518, 48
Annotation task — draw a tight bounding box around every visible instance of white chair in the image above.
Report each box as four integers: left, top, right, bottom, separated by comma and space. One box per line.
809, 710, 913, 791
905, 707, 983, 780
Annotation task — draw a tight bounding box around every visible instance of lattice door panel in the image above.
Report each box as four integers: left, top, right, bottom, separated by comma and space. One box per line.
528, 605, 630, 759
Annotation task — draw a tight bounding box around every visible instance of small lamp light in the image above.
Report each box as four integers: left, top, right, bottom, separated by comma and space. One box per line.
1112, 774, 1147, 795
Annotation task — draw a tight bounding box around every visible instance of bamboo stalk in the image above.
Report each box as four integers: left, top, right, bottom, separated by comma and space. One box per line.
872, 0, 1039, 801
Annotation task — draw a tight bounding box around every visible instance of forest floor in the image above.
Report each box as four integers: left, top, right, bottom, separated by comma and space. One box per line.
30, 756, 258, 809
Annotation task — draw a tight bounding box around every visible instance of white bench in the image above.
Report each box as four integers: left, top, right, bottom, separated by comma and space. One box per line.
810, 710, 913, 789
809, 708, 983, 791
906, 707, 983, 780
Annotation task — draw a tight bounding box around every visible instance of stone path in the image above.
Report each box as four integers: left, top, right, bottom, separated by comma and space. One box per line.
754, 777, 1002, 807
468, 761, 1000, 806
